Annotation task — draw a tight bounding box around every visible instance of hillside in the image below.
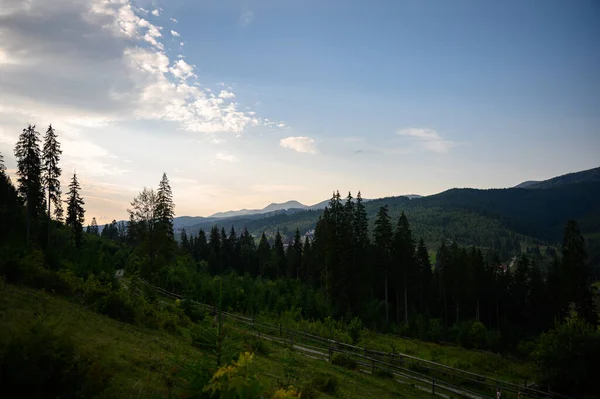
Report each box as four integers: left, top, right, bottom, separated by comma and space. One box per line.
180, 181, 600, 267
515, 166, 600, 189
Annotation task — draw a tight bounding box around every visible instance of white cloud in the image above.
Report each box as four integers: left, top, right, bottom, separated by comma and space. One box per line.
397, 128, 457, 153
170, 29, 180, 37
169, 17, 177, 23
151, 9, 159, 16
239, 10, 254, 27
218, 90, 235, 99
209, 137, 226, 144
0, 0, 279, 136
280, 136, 317, 154
169, 59, 195, 80
212, 151, 239, 163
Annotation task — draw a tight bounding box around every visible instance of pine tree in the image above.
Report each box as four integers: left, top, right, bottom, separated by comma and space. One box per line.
562, 220, 598, 326
0, 151, 5, 176
89, 217, 99, 235
156, 172, 175, 239
373, 205, 393, 323
392, 212, 416, 325
257, 233, 271, 277
14, 124, 45, 242
416, 238, 432, 314
42, 124, 63, 224
292, 228, 303, 279
272, 231, 286, 279
65, 172, 85, 247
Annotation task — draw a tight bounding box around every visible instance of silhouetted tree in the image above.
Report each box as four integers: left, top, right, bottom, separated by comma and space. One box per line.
14, 124, 45, 242
42, 124, 63, 224
65, 172, 85, 247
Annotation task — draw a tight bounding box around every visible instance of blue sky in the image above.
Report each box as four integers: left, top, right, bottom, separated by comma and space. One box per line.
0, 0, 598, 222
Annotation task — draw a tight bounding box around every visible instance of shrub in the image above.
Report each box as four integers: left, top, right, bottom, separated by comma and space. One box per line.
0, 322, 112, 398
374, 369, 394, 379
203, 352, 266, 398
331, 353, 358, 370
347, 316, 363, 345
244, 334, 272, 356
307, 372, 339, 394
97, 290, 137, 324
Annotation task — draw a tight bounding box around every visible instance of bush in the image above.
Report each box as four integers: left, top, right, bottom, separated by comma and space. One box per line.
97, 290, 137, 323
374, 369, 394, 379
347, 316, 363, 345
533, 318, 600, 398
331, 353, 358, 370
0, 322, 112, 398
244, 335, 272, 356
307, 372, 339, 394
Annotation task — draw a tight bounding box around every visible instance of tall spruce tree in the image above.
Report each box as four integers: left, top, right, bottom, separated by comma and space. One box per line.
0, 151, 5, 176
373, 205, 393, 323
156, 172, 175, 239
257, 232, 271, 277
562, 220, 598, 326
416, 238, 432, 314
89, 217, 99, 235
393, 212, 416, 325
42, 124, 63, 224
65, 172, 85, 247
14, 124, 45, 242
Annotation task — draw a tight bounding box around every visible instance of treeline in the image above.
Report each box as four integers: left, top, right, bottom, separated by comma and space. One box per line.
130, 191, 597, 352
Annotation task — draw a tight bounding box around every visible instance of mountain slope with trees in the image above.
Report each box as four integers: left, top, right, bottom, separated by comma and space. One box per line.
1, 128, 598, 398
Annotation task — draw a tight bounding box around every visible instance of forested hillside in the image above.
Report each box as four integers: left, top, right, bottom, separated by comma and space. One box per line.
180, 181, 600, 270
1, 127, 599, 398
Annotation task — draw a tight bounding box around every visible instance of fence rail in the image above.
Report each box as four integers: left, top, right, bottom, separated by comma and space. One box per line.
136, 277, 572, 399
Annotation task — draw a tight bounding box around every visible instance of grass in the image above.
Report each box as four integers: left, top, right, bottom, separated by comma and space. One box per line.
359, 331, 533, 383
0, 283, 441, 399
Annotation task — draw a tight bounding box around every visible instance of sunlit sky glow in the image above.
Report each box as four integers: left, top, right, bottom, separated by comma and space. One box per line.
1, 0, 598, 223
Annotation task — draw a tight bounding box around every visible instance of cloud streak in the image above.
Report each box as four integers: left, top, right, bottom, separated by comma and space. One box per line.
397, 128, 456, 153
280, 136, 317, 154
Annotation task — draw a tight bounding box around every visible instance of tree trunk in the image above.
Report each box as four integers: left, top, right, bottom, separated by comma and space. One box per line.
47, 190, 52, 246
404, 276, 409, 325
476, 297, 480, 322
384, 270, 389, 323
396, 288, 400, 326
496, 297, 500, 331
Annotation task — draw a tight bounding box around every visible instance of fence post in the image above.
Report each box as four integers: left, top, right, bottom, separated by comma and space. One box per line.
371, 360, 375, 374
432, 378, 435, 394
252, 316, 255, 329
328, 342, 332, 362
280, 322, 282, 337
290, 333, 294, 346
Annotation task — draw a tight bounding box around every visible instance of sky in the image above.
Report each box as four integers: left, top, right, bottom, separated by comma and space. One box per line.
0, 0, 599, 224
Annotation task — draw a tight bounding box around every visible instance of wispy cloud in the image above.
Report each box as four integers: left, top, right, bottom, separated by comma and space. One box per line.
280, 136, 317, 154
151, 9, 160, 16
239, 10, 254, 27
170, 30, 180, 37
397, 128, 457, 153
169, 17, 177, 23
212, 151, 239, 163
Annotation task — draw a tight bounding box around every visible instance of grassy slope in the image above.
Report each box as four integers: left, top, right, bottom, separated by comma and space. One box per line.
0, 283, 439, 399
360, 332, 533, 383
